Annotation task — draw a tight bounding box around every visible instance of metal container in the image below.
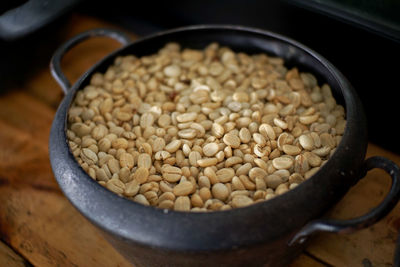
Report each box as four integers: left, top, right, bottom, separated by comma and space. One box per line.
49, 25, 400, 267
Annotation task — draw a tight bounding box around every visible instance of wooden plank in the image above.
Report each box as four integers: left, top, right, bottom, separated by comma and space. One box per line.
290, 253, 328, 267
0, 185, 131, 267
0, 92, 130, 266
305, 143, 400, 266
0, 240, 30, 267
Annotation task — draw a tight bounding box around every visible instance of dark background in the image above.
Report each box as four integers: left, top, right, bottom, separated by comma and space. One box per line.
1, 0, 399, 153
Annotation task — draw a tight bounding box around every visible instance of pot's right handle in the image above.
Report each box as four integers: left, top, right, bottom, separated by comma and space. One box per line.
50, 28, 131, 94
289, 156, 400, 265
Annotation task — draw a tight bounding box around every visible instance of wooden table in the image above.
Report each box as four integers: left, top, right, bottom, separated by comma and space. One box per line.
1, 13, 399, 267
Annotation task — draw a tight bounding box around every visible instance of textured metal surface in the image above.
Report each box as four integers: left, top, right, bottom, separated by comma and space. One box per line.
48, 25, 394, 266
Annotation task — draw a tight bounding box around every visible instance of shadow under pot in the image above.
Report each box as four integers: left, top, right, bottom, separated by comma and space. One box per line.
49, 26, 400, 267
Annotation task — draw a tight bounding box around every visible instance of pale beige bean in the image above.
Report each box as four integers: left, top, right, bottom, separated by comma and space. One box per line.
199, 187, 212, 201
106, 178, 125, 195
304, 152, 322, 167
320, 133, 336, 148
204, 167, 219, 184
312, 146, 331, 157
275, 183, 289, 195
140, 113, 155, 128
174, 196, 191, 211
253, 133, 267, 146
282, 144, 301, 156
162, 165, 182, 183
178, 129, 198, 139
158, 114, 171, 127
137, 153, 152, 169
176, 112, 197, 122
233, 92, 249, 102
165, 139, 182, 153
133, 194, 150, 205
158, 192, 175, 203
152, 137, 166, 152
255, 177, 267, 190
107, 158, 120, 174
198, 175, 211, 188
164, 65, 181, 77
299, 114, 319, 125
191, 194, 204, 207
203, 142, 219, 157
265, 174, 283, 189
119, 152, 134, 169
273, 118, 288, 129
239, 128, 251, 143
173, 181, 194, 196
232, 195, 253, 208
232, 176, 246, 190
249, 167, 267, 181
236, 163, 252, 176
119, 167, 131, 183
80, 148, 98, 165
272, 157, 294, 169
299, 134, 314, 150
289, 173, 304, 184
96, 168, 109, 182
216, 168, 235, 183
223, 133, 241, 148
132, 167, 149, 184
238, 175, 256, 190
71, 123, 91, 137
212, 183, 229, 201
254, 158, 268, 170
197, 157, 218, 167
124, 179, 140, 197
211, 123, 225, 138
158, 200, 174, 209
225, 156, 243, 167
259, 123, 276, 140
305, 167, 320, 179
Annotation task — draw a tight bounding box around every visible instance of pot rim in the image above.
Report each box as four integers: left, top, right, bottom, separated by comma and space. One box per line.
49, 24, 367, 251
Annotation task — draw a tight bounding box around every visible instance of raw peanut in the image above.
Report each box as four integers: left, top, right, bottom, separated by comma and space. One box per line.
203, 142, 219, 157
174, 196, 191, 211
173, 181, 194, 196
212, 183, 229, 201
132, 167, 149, 184
232, 195, 253, 208
197, 157, 218, 167
223, 133, 241, 148
216, 168, 235, 183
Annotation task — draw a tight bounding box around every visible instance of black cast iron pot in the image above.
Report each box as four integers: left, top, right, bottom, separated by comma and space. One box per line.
49, 26, 400, 267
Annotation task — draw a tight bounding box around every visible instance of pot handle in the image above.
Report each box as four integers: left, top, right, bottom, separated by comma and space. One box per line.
289, 156, 400, 263
50, 28, 131, 94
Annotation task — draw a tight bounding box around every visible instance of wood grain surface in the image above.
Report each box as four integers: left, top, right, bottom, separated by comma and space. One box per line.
0, 13, 398, 267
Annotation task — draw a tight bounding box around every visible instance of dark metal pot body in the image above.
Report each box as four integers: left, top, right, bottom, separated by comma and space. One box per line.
49, 26, 400, 267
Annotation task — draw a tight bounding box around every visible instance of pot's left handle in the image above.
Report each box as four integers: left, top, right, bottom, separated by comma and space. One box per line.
50, 28, 132, 94
289, 156, 400, 265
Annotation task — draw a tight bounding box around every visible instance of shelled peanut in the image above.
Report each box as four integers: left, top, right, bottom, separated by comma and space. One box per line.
66, 42, 346, 212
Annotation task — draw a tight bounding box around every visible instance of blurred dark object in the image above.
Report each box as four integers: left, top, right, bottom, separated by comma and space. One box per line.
0, 0, 27, 15
0, 0, 81, 41
286, 0, 400, 42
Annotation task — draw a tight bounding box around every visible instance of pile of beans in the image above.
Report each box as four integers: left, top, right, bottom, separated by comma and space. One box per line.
66, 42, 346, 211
